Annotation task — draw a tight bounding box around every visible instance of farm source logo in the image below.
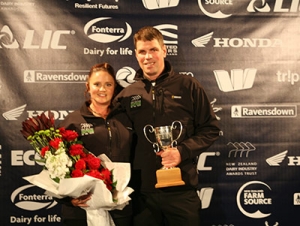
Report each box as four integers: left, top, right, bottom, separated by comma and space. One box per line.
214, 68, 257, 92
198, 0, 232, 19
0, 25, 74, 49
142, 0, 179, 10
11, 184, 57, 211
84, 17, 132, 43
198, 0, 300, 19
237, 181, 272, 219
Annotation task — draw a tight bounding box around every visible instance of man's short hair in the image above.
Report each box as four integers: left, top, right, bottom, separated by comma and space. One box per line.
133, 26, 164, 49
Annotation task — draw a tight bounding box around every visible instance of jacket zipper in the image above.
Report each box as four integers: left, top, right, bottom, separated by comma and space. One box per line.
151, 85, 156, 122
106, 121, 112, 157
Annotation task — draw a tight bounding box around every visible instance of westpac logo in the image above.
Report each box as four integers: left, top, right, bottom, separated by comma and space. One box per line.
84, 17, 132, 43
192, 32, 282, 48
231, 105, 297, 118
0, 25, 74, 49
142, 0, 179, 10
214, 68, 257, 92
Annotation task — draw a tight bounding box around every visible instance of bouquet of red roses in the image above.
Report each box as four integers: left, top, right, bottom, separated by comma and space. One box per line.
21, 111, 133, 226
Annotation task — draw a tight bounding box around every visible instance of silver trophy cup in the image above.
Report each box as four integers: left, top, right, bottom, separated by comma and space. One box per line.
143, 120, 185, 188
143, 121, 183, 153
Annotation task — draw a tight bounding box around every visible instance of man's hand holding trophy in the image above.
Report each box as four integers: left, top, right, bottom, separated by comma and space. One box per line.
143, 121, 185, 188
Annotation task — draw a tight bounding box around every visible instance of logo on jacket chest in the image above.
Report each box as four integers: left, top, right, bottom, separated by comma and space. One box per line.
80, 123, 94, 135
130, 95, 142, 108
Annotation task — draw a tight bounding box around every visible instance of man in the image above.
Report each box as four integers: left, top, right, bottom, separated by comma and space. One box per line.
116, 26, 220, 226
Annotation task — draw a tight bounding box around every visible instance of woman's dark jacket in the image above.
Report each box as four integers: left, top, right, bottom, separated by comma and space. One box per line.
56, 101, 134, 220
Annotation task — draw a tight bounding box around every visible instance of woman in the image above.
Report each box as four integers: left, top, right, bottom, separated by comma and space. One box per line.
57, 63, 134, 226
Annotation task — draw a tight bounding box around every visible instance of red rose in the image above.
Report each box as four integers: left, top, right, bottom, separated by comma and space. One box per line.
86, 170, 102, 179
49, 138, 62, 149
40, 146, 49, 157
74, 159, 86, 170
86, 157, 101, 170
69, 144, 84, 156
60, 128, 78, 141
71, 169, 84, 178
101, 168, 112, 185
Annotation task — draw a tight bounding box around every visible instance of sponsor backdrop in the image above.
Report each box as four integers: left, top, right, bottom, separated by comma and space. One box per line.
0, 0, 300, 225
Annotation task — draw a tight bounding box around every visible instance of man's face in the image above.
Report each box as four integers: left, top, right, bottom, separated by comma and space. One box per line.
135, 39, 167, 81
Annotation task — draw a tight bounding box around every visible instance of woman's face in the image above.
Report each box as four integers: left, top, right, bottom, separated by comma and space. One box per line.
87, 70, 116, 106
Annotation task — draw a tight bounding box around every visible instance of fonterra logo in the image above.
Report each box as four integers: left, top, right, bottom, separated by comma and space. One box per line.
84, 17, 132, 43
11, 184, 57, 211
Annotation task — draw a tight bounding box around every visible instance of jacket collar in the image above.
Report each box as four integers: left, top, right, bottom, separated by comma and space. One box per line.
134, 60, 173, 84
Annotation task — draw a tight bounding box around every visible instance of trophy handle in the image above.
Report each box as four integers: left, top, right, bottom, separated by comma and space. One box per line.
144, 125, 160, 153
171, 121, 182, 147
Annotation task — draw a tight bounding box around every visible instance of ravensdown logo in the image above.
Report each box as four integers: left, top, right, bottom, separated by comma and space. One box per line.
24, 70, 88, 83
142, 0, 179, 10
84, 17, 132, 43
231, 105, 297, 118
214, 68, 257, 92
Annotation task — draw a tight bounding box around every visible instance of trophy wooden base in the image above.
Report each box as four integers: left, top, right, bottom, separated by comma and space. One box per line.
155, 167, 185, 188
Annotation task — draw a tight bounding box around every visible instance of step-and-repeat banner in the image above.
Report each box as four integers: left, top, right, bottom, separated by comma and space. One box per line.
1, 0, 300, 225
